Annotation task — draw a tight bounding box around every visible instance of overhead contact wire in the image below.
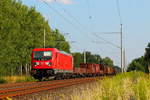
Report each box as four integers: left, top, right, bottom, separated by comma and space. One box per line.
40, 0, 96, 42
116, 0, 122, 24
86, 0, 92, 19
41, 0, 84, 33
55, 0, 87, 30
94, 33, 121, 49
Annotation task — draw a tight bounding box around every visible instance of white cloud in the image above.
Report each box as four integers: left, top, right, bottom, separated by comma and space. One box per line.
42, 0, 73, 4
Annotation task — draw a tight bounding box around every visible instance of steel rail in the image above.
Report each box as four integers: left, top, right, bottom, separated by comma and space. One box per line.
0, 78, 90, 93
0, 82, 36, 88
0, 77, 99, 99
0, 79, 67, 90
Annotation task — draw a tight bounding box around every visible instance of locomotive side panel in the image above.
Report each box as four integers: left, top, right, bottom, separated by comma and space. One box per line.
56, 52, 73, 73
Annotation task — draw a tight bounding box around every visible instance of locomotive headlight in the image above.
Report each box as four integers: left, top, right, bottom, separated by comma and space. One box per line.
34, 62, 39, 66
36, 62, 39, 65
45, 62, 51, 66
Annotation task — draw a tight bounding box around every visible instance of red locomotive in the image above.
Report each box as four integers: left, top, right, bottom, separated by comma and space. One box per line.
31, 48, 73, 80
31, 48, 116, 80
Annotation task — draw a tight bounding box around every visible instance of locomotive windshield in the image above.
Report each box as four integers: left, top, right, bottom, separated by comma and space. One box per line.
33, 51, 52, 61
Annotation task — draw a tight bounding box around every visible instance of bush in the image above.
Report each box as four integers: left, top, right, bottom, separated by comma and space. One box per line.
0, 78, 7, 84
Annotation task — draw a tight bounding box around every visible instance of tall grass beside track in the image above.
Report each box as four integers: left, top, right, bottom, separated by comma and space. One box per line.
0, 76, 37, 84
70, 72, 150, 100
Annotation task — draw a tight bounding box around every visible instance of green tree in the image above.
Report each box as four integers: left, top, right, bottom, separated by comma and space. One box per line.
127, 43, 150, 73
144, 43, 150, 73
0, 0, 70, 76
144, 43, 150, 63
127, 58, 146, 72
72, 52, 83, 67
127, 57, 148, 73
85, 51, 102, 64
72, 51, 104, 67
52, 29, 70, 53
102, 57, 114, 66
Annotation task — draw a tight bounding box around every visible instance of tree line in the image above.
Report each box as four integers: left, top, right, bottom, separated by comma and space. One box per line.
0, 0, 116, 76
0, 0, 70, 76
127, 43, 150, 73
72, 51, 114, 67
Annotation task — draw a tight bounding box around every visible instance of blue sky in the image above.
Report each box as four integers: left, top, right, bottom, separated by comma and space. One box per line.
21, 0, 150, 67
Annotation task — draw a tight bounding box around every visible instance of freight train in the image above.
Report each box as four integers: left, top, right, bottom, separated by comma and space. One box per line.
31, 48, 116, 80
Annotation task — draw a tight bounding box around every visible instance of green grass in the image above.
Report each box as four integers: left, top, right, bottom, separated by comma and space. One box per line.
0, 75, 37, 84
70, 72, 150, 100
2, 72, 148, 100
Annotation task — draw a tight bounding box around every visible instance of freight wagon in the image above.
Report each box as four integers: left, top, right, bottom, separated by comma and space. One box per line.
75, 63, 115, 77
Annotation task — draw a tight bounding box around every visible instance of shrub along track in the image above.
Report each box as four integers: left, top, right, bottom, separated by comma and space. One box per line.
0, 77, 102, 99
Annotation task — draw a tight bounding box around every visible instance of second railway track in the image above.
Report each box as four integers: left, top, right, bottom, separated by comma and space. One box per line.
0, 77, 101, 99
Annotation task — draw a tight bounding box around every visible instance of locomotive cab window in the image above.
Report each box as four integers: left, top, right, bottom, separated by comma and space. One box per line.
33, 51, 52, 61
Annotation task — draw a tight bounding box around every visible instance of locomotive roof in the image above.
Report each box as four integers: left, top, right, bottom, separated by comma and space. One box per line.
32, 48, 71, 55
32, 48, 59, 52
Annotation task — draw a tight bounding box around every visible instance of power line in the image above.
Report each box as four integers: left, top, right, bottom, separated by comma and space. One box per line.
86, 0, 92, 19
54, 0, 87, 30
40, 0, 102, 54
92, 32, 120, 34
86, 0, 93, 32
85, 0, 98, 43
40, 0, 85, 33
116, 0, 122, 24
40, 0, 96, 42
93, 33, 121, 49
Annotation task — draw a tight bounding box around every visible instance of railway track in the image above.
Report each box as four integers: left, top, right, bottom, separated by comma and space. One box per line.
0, 77, 100, 99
